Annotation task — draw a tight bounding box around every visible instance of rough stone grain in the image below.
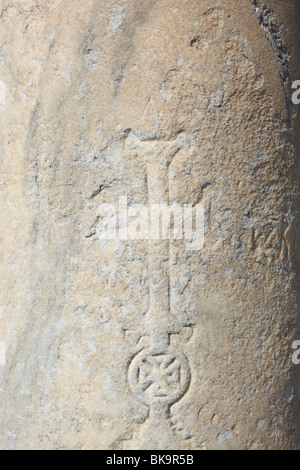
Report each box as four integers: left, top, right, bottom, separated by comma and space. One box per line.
0, 0, 299, 450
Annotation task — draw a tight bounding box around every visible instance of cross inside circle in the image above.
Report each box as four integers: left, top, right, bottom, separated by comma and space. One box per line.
128, 348, 191, 407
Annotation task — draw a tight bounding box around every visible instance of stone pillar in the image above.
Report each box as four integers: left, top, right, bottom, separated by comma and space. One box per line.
0, 0, 299, 450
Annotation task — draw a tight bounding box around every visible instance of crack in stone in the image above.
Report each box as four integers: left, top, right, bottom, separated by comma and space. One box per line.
252, 0, 295, 122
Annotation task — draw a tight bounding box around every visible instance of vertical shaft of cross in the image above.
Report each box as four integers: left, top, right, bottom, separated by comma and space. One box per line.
146, 159, 171, 347
126, 135, 183, 347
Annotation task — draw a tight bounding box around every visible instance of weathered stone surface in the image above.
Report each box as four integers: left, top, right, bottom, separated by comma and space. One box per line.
0, 0, 299, 449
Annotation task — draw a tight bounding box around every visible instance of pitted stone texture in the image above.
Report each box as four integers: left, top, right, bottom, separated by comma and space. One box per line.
0, 0, 299, 450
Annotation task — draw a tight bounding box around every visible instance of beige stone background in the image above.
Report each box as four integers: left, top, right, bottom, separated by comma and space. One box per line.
0, 0, 299, 449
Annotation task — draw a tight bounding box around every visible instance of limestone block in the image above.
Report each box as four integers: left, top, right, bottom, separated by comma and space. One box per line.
0, 0, 299, 450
